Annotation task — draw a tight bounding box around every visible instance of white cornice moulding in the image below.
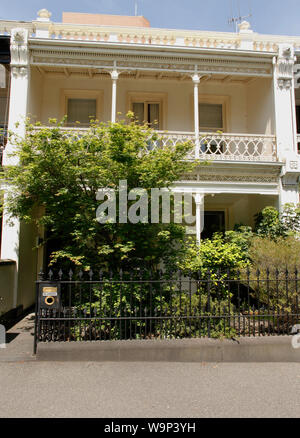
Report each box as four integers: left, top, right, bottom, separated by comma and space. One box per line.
29, 41, 273, 78
28, 38, 276, 59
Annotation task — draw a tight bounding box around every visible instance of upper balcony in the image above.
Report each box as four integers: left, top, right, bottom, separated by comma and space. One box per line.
1, 12, 282, 165
31, 126, 277, 163
25, 58, 278, 164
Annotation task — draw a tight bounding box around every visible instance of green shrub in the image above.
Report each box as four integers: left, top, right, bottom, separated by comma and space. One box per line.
225, 225, 253, 261
177, 234, 247, 277
249, 235, 300, 272
160, 292, 237, 339
281, 203, 300, 235
65, 277, 237, 340
254, 204, 300, 239
244, 236, 300, 313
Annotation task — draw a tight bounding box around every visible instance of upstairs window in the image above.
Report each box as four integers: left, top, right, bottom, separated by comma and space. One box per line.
132, 101, 160, 129
199, 103, 223, 132
128, 92, 166, 130
67, 98, 97, 126
198, 100, 226, 154
61, 90, 103, 127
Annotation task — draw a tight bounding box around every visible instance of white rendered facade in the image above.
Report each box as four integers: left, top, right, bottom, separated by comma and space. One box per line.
1, 10, 300, 311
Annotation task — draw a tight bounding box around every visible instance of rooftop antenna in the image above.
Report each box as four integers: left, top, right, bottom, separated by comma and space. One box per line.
228, 0, 252, 32
134, 0, 138, 16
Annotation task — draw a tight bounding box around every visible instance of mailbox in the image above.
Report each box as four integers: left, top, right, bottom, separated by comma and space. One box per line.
39, 283, 61, 310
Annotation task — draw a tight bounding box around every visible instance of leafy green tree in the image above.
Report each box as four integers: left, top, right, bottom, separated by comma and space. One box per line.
2, 118, 195, 271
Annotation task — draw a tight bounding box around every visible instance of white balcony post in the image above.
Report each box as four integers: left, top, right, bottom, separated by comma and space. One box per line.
1, 28, 30, 307
194, 193, 204, 244
110, 69, 119, 123
273, 44, 300, 206
192, 74, 200, 159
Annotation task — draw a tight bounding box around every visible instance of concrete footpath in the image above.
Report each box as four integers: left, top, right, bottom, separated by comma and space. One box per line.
0, 313, 36, 362
0, 361, 299, 418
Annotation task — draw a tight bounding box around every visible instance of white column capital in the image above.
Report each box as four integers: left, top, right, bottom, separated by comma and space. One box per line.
110, 70, 119, 81
275, 44, 295, 90
10, 28, 29, 67
11, 66, 29, 79
193, 193, 204, 205
192, 73, 200, 84
9, 27, 30, 82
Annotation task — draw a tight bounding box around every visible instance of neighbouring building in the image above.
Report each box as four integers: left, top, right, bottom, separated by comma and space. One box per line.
1, 9, 300, 315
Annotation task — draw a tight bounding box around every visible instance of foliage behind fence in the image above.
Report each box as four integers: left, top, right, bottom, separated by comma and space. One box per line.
34, 268, 300, 351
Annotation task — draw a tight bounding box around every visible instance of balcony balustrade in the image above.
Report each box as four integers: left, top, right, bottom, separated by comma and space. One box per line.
154, 131, 277, 162
30, 126, 277, 163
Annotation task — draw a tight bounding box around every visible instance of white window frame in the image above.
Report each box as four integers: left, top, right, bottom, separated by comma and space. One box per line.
60, 89, 103, 126
127, 92, 167, 130
191, 94, 230, 133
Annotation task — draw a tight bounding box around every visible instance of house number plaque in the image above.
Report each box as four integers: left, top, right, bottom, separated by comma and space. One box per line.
42, 287, 58, 297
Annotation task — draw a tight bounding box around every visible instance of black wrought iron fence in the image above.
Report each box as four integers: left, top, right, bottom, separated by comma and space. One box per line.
34, 268, 300, 353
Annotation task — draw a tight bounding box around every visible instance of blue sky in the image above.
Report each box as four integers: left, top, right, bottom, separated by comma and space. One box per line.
2, 0, 300, 36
